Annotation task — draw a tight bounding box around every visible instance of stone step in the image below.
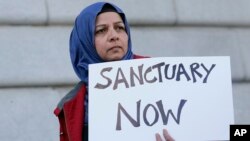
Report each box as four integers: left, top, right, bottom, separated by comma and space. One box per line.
0, 83, 249, 140
1, 0, 250, 26
1, 26, 249, 86
176, 0, 250, 26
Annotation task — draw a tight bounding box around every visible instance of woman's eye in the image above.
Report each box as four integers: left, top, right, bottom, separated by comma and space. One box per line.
116, 26, 125, 31
95, 28, 106, 34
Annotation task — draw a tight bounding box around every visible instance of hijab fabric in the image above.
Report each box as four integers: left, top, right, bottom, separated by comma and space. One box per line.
70, 2, 133, 84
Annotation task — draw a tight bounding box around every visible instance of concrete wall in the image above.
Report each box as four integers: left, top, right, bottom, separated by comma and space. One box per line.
0, 0, 249, 140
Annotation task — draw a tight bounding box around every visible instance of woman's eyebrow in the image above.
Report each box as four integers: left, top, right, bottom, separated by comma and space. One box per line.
96, 21, 124, 27
95, 24, 106, 28
114, 21, 124, 25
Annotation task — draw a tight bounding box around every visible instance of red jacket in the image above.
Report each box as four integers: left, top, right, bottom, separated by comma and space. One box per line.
54, 55, 146, 141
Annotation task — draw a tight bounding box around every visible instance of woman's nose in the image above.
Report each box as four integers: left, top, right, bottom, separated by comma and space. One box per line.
108, 29, 119, 41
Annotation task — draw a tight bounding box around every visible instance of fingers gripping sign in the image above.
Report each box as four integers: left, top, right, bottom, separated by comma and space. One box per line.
155, 129, 175, 141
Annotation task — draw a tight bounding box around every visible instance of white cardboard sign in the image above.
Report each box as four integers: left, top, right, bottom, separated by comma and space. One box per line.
89, 57, 234, 141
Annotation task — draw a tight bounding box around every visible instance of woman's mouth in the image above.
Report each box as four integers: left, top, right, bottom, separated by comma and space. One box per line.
108, 46, 122, 51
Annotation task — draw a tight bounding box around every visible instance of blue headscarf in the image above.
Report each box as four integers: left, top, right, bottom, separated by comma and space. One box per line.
70, 2, 133, 84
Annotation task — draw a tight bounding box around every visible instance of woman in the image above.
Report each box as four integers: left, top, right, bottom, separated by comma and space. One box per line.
54, 2, 174, 141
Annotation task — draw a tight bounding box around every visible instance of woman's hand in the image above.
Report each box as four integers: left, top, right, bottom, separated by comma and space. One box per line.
155, 129, 175, 141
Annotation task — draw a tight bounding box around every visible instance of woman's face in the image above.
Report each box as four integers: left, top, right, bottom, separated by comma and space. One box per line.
95, 12, 128, 61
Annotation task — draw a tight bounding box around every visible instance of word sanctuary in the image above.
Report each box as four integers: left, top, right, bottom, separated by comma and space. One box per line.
94, 62, 216, 90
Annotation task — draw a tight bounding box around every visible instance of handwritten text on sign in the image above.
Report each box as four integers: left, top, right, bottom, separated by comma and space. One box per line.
94, 62, 215, 90
89, 57, 234, 141
93, 62, 215, 130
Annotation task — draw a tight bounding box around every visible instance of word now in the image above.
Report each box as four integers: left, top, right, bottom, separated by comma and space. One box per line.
94, 62, 216, 90
115, 99, 187, 130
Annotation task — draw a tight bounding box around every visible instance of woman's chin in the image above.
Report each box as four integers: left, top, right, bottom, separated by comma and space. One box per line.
105, 55, 124, 62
